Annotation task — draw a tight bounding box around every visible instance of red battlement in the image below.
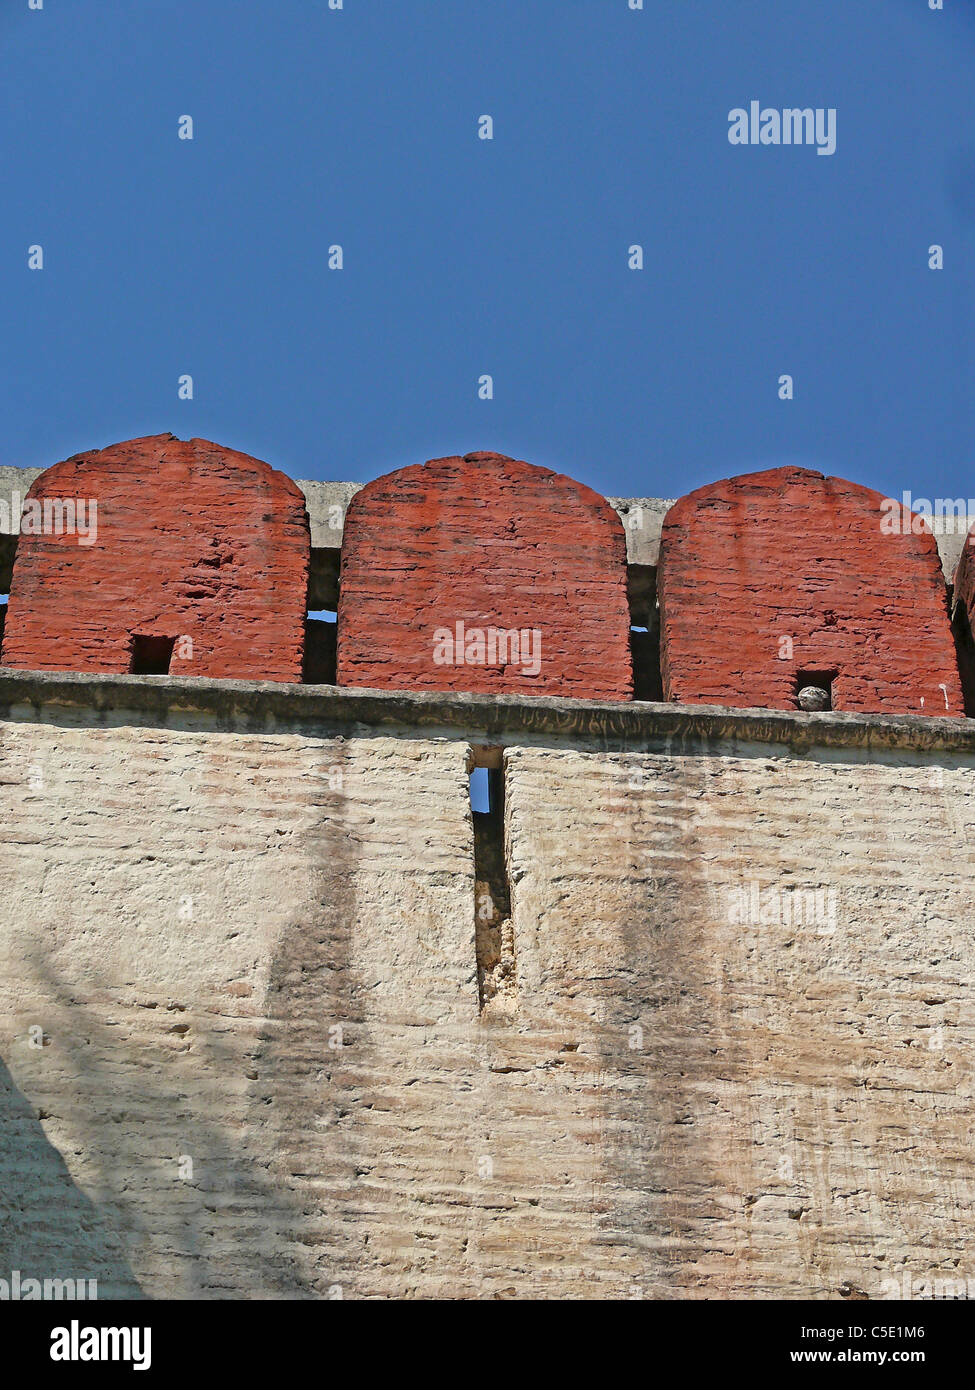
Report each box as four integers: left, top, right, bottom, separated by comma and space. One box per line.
657, 466, 964, 717
1, 435, 309, 682
336, 451, 633, 701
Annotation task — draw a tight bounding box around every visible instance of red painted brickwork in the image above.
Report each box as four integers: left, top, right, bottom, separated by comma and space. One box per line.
1, 435, 309, 682
336, 451, 633, 700
657, 466, 964, 716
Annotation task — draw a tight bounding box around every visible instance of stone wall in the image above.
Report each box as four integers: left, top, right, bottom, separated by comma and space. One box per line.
1, 673, 973, 1300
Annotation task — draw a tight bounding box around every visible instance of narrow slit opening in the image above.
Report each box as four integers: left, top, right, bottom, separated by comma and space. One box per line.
951, 594, 975, 717
468, 747, 515, 1013
628, 569, 662, 700
304, 609, 337, 684
630, 612, 662, 701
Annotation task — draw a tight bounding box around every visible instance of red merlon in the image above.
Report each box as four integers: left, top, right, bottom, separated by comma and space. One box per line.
1, 435, 309, 682
336, 451, 633, 700
657, 466, 963, 717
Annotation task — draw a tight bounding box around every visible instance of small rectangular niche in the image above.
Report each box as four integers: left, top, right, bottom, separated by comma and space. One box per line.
130, 634, 176, 676
468, 746, 515, 1014
795, 669, 837, 711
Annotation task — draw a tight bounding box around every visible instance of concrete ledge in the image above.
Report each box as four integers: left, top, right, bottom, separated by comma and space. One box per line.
0, 667, 973, 754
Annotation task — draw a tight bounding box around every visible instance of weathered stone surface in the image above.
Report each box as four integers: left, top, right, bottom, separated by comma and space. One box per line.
938, 516, 975, 582
1, 436, 309, 682
606, 495, 675, 568
658, 466, 964, 716
337, 452, 633, 700
0, 685, 973, 1299
296, 479, 360, 610
0, 466, 43, 597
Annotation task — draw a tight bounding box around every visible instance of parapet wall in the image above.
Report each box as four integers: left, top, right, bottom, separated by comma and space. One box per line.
2, 436, 975, 716
3, 440, 974, 1300
1, 670, 973, 1299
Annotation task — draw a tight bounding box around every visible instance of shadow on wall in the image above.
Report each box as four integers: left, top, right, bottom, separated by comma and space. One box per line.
584, 730, 745, 1296
250, 738, 377, 1295
952, 598, 975, 717
0, 703, 368, 1298
14, 872, 338, 1299
304, 611, 337, 684
0, 1053, 145, 1298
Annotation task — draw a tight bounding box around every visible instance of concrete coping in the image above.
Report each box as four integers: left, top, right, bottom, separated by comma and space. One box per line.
0, 668, 972, 755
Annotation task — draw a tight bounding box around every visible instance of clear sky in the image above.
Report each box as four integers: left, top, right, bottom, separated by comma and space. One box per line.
3, 0, 973, 504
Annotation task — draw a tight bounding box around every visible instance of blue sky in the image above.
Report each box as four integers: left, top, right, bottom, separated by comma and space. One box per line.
2, 0, 973, 503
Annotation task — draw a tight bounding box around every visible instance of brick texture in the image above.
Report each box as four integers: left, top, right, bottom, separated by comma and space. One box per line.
336, 451, 633, 700
1, 435, 309, 682
2, 708, 975, 1298
658, 466, 964, 716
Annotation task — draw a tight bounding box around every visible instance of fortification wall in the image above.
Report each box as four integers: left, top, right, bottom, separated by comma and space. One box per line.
2, 437, 975, 1300
1, 673, 973, 1300
3, 439, 975, 716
